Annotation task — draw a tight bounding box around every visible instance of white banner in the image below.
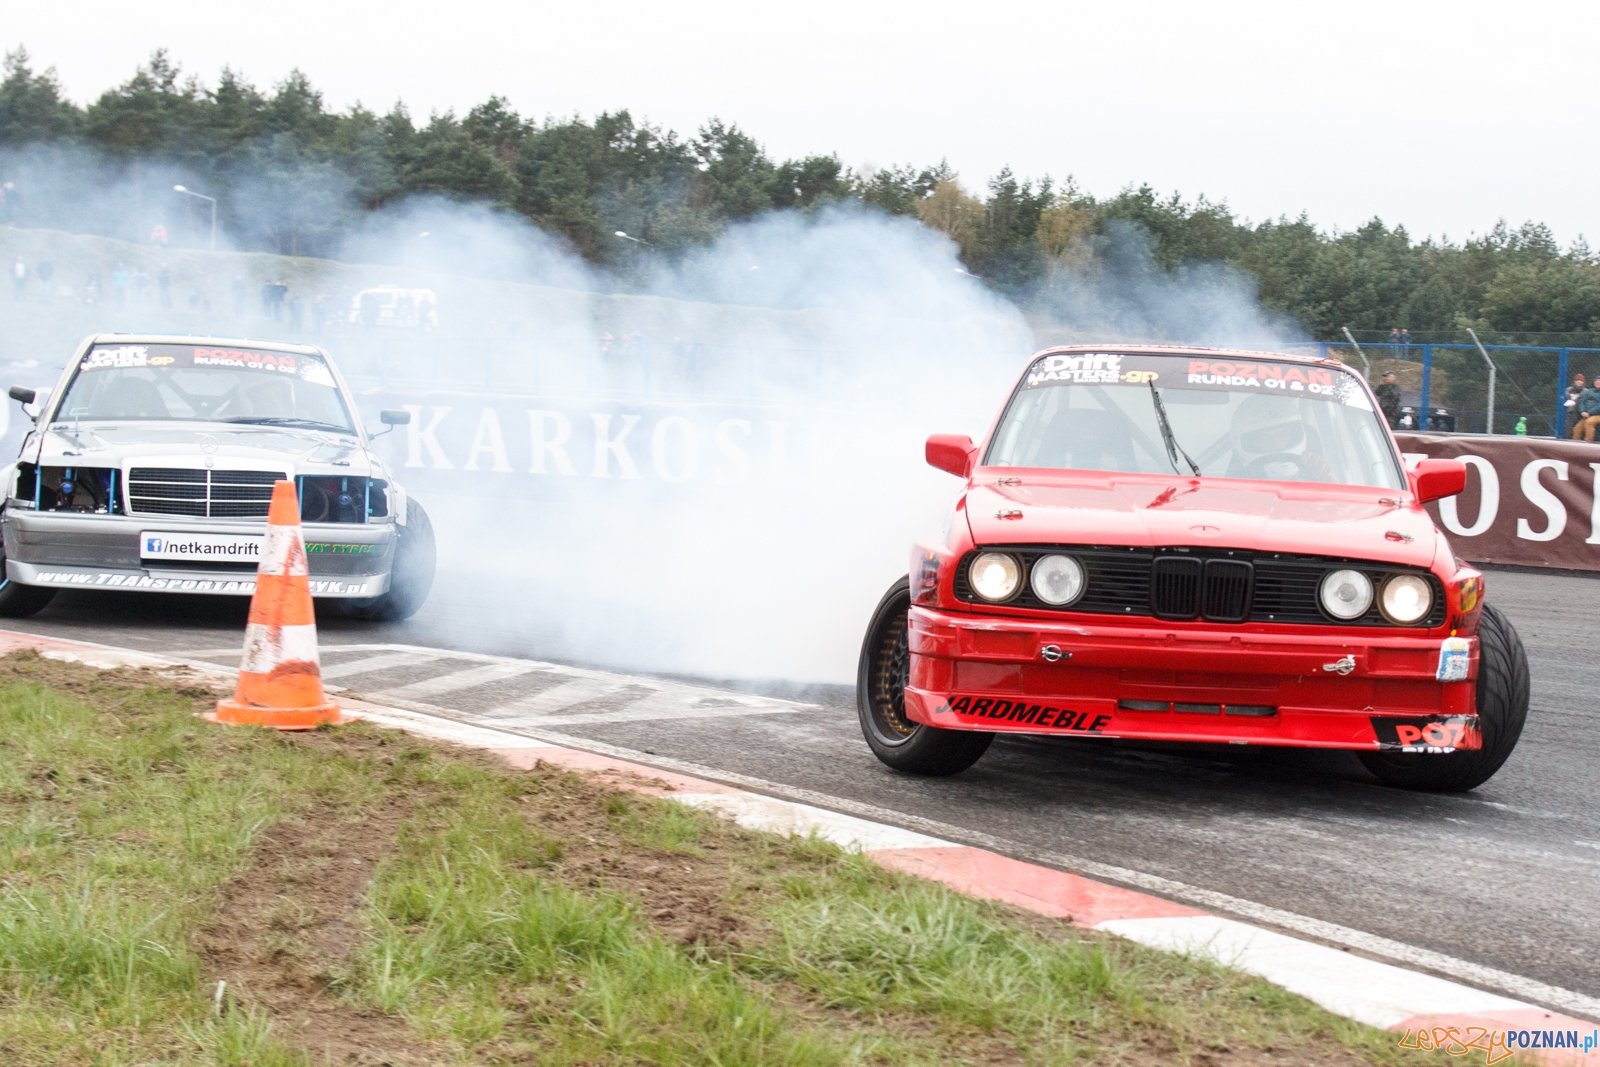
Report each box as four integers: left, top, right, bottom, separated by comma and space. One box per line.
139, 531, 263, 562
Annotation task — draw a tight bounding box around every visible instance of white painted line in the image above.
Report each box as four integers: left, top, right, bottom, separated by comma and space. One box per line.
673, 792, 954, 852
321, 650, 454, 680
351, 706, 559, 750
1099, 915, 1532, 1030
40, 648, 172, 670
369, 659, 549, 701
478, 677, 644, 717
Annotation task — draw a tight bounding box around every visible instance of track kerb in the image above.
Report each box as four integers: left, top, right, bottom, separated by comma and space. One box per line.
209, 480, 342, 730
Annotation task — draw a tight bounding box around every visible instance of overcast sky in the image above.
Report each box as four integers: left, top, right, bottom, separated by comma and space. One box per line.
6, 0, 1593, 247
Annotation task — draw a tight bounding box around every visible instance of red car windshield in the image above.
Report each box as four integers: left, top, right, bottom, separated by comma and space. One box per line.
985, 352, 1405, 490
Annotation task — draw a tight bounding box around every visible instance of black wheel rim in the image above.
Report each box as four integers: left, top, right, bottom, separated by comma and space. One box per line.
864, 605, 917, 746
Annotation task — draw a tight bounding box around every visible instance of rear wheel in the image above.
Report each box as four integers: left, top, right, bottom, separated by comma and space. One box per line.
1357, 603, 1528, 792
339, 500, 436, 622
857, 577, 993, 775
0, 510, 56, 618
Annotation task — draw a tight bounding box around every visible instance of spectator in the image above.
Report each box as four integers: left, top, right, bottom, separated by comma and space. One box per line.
11, 256, 25, 301
231, 276, 247, 316
288, 294, 304, 332
157, 263, 171, 308
111, 263, 130, 307
359, 289, 379, 330
1399, 328, 1412, 347
35, 260, 52, 301
133, 267, 150, 303
149, 224, 168, 246
312, 291, 329, 336
1375, 370, 1402, 428
1565, 373, 1587, 436
1387, 327, 1401, 351
1575, 383, 1600, 442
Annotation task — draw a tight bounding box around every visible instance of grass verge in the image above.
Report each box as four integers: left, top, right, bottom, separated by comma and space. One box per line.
0, 650, 1493, 1065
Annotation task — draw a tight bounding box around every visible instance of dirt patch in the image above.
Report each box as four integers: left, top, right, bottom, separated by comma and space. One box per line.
195, 793, 444, 1066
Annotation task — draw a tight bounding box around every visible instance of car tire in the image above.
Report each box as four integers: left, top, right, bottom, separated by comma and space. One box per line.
0, 511, 56, 619
857, 576, 993, 776
1357, 603, 1529, 792
338, 500, 436, 622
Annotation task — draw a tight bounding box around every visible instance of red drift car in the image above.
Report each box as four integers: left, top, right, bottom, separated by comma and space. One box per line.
858, 345, 1529, 792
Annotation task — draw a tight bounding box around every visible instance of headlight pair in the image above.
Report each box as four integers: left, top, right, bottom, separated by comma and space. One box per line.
1319, 569, 1433, 625
968, 552, 1084, 606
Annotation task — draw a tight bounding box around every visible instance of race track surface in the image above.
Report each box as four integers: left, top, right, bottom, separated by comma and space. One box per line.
5, 566, 1596, 1006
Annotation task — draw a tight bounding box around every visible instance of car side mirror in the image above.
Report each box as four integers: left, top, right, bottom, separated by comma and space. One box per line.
9, 385, 35, 405
926, 434, 978, 478
370, 409, 412, 439
1410, 458, 1467, 503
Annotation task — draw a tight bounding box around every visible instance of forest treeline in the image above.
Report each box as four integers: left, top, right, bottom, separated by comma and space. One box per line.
2, 48, 1597, 343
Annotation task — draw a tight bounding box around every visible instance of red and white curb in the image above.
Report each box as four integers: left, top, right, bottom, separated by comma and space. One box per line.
5, 629, 1595, 1063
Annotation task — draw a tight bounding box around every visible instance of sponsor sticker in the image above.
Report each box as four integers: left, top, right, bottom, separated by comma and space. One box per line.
935, 694, 1112, 733
29, 571, 374, 596
306, 542, 375, 555
140, 532, 262, 561
79, 343, 336, 384
1022, 352, 1365, 405
1436, 636, 1471, 681
1369, 714, 1482, 753
81, 345, 151, 370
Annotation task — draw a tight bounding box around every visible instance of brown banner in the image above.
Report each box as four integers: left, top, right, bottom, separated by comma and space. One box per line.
1395, 433, 1600, 570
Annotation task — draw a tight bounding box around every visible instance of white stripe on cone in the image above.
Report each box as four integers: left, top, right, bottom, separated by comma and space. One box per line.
239, 622, 321, 675
257, 523, 307, 577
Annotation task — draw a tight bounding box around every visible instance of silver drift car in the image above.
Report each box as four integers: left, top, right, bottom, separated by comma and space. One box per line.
0, 334, 436, 620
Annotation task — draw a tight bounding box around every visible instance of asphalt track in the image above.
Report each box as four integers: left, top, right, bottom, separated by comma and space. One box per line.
4, 566, 1597, 1010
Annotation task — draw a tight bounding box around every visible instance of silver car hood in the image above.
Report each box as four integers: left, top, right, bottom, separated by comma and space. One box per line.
27, 422, 382, 479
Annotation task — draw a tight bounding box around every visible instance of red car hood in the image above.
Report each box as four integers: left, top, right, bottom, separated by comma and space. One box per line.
964, 470, 1439, 568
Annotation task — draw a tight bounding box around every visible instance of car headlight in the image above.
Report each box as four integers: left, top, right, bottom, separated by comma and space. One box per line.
1379, 574, 1433, 625
969, 552, 1021, 601
1320, 568, 1373, 620
1030, 554, 1085, 606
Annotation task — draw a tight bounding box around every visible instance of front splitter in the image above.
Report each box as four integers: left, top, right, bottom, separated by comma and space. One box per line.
7, 561, 389, 598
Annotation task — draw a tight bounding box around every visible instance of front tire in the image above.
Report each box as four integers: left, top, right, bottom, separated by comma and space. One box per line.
339, 500, 436, 622
857, 577, 993, 775
0, 511, 56, 618
1357, 602, 1529, 792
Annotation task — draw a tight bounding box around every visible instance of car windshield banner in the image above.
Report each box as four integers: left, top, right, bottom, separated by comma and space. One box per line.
80, 344, 337, 386
1023, 352, 1363, 405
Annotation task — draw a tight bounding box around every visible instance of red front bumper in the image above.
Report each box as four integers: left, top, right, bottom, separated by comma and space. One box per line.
906, 606, 1480, 751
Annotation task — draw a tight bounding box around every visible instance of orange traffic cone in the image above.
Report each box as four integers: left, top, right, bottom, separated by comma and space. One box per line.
209, 480, 342, 730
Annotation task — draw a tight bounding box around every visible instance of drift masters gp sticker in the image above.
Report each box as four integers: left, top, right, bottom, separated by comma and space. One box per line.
1023, 352, 1364, 404
1370, 715, 1482, 753
936, 695, 1112, 733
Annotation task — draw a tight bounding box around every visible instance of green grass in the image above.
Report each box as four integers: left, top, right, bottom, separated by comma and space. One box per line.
0, 653, 1484, 1066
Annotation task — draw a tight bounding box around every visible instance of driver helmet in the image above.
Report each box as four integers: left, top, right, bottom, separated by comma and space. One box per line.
1230, 395, 1307, 476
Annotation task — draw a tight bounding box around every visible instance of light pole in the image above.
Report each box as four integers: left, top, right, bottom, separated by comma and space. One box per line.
614, 230, 652, 247
954, 267, 983, 281
173, 185, 217, 251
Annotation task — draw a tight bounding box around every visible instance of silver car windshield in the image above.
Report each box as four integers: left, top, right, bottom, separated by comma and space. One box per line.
54, 343, 355, 434
986, 352, 1405, 490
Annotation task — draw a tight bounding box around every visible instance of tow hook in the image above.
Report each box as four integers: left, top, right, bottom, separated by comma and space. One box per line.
1040, 645, 1069, 663
1321, 655, 1356, 676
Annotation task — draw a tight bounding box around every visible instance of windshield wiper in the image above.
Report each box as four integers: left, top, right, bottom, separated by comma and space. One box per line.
220, 416, 351, 433
1147, 381, 1201, 477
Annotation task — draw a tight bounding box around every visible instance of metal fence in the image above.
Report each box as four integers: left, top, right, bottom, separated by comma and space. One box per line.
1283, 341, 1600, 437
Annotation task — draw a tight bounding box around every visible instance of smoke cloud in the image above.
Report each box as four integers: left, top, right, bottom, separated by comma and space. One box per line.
0, 151, 1300, 683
